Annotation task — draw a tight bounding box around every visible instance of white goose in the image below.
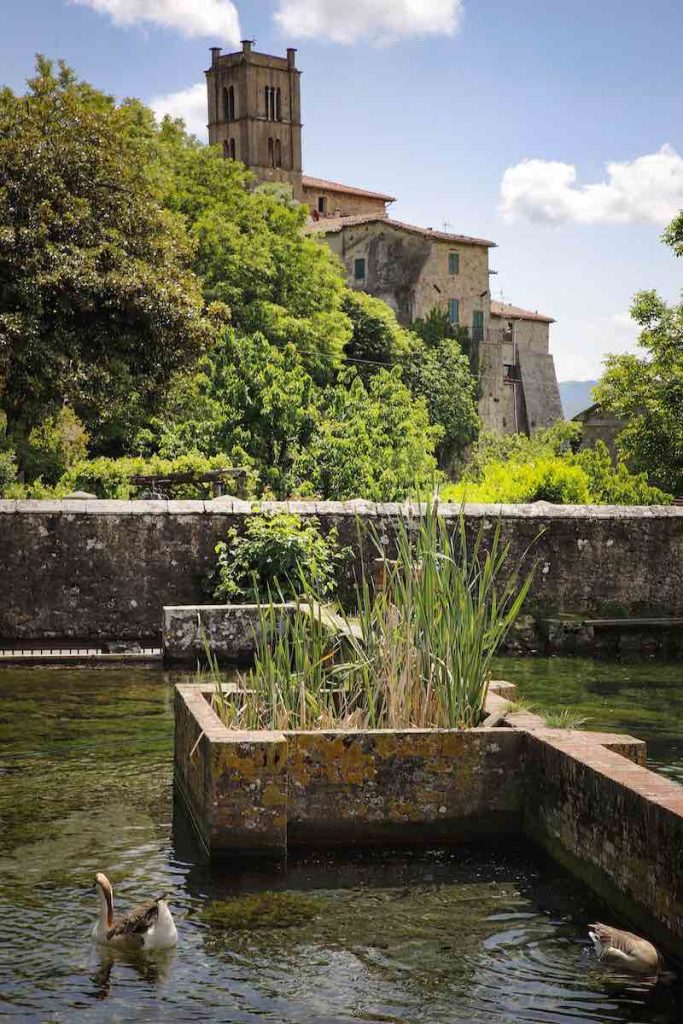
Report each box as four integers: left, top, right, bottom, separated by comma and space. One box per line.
589, 922, 661, 975
93, 872, 177, 950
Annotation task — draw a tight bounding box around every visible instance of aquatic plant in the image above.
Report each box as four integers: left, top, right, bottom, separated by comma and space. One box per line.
209, 506, 537, 731
541, 708, 590, 730
199, 892, 320, 930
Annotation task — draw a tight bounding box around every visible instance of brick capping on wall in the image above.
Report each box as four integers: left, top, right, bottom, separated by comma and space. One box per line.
1, 499, 682, 642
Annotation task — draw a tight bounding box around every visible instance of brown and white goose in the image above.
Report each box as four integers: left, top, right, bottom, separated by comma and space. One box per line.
588, 922, 660, 974
93, 872, 177, 951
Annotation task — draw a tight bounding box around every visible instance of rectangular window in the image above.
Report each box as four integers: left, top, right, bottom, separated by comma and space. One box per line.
472, 310, 484, 341
318, 196, 327, 214
354, 257, 366, 282
448, 298, 459, 324
448, 251, 459, 274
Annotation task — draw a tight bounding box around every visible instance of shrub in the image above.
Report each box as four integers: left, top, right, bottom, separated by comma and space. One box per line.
59, 452, 238, 499
0, 450, 17, 494
573, 442, 671, 504
442, 457, 592, 504
22, 407, 89, 484
212, 512, 343, 603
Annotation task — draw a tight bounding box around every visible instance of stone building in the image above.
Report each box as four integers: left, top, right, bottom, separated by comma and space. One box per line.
206, 40, 303, 199
205, 42, 562, 437
484, 302, 564, 435
307, 213, 494, 335
573, 403, 626, 463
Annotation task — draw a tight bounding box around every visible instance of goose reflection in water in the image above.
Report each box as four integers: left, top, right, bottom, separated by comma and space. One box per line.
91, 945, 176, 1001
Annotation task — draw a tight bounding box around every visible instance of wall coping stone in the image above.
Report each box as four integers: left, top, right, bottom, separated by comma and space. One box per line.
2, 498, 681, 519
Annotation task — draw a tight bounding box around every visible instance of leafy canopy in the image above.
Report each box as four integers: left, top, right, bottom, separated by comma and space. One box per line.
0, 57, 208, 451
595, 212, 683, 494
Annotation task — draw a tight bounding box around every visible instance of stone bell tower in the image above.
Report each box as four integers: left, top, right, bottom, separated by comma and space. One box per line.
206, 40, 303, 200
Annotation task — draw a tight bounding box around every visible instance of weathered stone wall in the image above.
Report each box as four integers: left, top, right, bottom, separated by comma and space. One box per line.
286, 728, 523, 845
523, 730, 683, 952
174, 684, 523, 856
1, 499, 682, 641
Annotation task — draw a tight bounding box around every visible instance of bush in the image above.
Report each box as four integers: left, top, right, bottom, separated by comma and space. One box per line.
59, 452, 239, 499
0, 450, 17, 495
574, 442, 672, 504
442, 457, 592, 504
212, 511, 343, 603
22, 407, 89, 484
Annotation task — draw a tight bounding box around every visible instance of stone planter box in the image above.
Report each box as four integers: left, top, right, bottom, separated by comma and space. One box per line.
174, 681, 683, 954
162, 603, 296, 664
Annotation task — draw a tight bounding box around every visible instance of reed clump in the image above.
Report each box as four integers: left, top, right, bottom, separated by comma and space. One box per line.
211, 506, 537, 732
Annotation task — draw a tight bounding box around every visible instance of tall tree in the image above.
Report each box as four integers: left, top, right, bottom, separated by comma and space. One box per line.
0, 58, 208, 452
595, 211, 683, 494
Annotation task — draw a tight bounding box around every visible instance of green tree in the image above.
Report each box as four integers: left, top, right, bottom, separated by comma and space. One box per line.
153, 118, 351, 383
594, 211, 683, 494
138, 329, 317, 498
294, 367, 442, 500
21, 405, 89, 484
595, 288, 683, 494
341, 290, 412, 373
0, 58, 208, 453
403, 337, 479, 470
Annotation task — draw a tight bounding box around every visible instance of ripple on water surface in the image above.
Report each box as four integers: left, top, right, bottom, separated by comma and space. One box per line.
0, 666, 681, 1024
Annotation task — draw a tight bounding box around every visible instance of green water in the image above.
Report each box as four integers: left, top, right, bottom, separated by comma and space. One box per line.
494, 657, 683, 784
0, 664, 682, 1023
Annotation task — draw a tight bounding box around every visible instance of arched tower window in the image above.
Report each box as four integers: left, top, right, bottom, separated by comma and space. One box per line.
223, 138, 237, 160
229, 137, 236, 160
274, 139, 282, 168
268, 137, 274, 166
265, 86, 281, 121
223, 85, 235, 121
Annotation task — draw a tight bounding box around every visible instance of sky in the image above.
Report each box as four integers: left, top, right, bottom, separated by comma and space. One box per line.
3, 0, 683, 381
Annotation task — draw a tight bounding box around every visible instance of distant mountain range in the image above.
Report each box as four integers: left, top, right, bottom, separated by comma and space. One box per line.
559, 380, 598, 420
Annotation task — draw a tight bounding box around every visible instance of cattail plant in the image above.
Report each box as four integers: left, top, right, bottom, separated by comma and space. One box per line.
210, 506, 537, 731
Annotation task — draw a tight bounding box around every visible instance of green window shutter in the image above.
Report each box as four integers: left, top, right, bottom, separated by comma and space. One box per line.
448, 298, 459, 324
448, 251, 459, 274
354, 257, 366, 281
472, 310, 484, 341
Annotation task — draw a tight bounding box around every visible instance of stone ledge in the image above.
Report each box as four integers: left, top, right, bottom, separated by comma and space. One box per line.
2, 498, 681, 519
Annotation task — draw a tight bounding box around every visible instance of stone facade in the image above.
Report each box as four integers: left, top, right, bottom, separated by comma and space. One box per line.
1, 500, 682, 643
481, 301, 564, 435
309, 215, 493, 327
301, 175, 394, 220
573, 402, 627, 463
206, 41, 303, 199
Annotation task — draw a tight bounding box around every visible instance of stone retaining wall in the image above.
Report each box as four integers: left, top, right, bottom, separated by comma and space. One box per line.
174, 681, 683, 953
1, 499, 682, 642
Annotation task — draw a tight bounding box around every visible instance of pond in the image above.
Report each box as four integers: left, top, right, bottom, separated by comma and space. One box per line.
1, 664, 682, 1024
494, 656, 683, 785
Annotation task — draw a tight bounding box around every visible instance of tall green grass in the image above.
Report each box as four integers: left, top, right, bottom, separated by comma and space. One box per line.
211, 506, 537, 731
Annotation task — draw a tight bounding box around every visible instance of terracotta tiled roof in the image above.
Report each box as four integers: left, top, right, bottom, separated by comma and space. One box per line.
301, 175, 396, 203
490, 300, 554, 323
305, 213, 496, 248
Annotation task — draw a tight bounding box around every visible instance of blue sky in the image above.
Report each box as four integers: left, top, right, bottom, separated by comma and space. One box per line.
4, 0, 683, 380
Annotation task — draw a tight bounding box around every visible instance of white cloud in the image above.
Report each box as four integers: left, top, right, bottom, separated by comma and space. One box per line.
70, 0, 240, 40
274, 0, 463, 45
500, 145, 683, 226
150, 82, 208, 139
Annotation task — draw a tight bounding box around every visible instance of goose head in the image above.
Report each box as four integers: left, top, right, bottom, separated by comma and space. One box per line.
94, 872, 114, 929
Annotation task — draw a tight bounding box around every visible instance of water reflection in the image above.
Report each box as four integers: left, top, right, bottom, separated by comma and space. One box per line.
0, 665, 681, 1024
